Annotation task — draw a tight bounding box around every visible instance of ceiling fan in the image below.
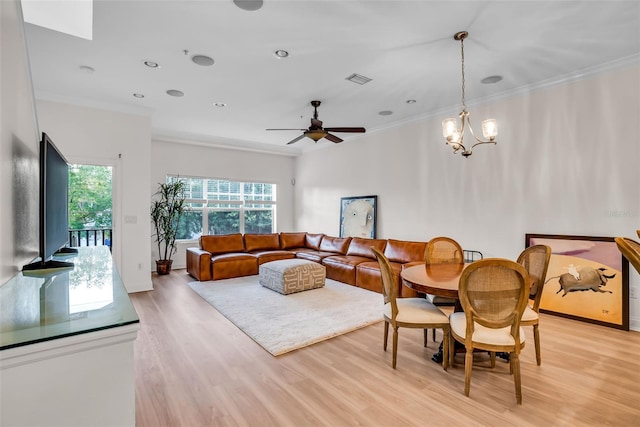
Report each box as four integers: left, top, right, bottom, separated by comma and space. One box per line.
267, 100, 366, 145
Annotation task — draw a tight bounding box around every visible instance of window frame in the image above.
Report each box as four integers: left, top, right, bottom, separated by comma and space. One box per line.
168, 175, 277, 241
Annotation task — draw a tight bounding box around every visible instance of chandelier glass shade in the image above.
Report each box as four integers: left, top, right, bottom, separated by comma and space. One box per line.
442, 31, 497, 157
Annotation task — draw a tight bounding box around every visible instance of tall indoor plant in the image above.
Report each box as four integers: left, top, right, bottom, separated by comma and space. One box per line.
151, 178, 187, 275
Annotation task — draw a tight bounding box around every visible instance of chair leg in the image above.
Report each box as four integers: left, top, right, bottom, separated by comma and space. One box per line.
392, 327, 399, 369
449, 336, 455, 368
432, 328, 436, 342
490, 352, 496, 368
512, 352, 522, 404
533, 324, 541, 365
442, 329, 449, 371
383, 321, 389, 351
464, 349, 473, 397
424, 329, 428, 347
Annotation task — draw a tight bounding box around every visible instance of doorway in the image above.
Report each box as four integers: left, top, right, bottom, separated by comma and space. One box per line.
68, 164, 113, 250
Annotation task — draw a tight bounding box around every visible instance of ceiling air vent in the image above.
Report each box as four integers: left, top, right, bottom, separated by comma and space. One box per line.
345, 73, 372, 85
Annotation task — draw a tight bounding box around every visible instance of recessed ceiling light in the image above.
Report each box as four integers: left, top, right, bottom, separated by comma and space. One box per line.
233, 0, 263, 11
133, 93, 144, 98
406, 99, 416, 104
273, 49, 289, 59
191, 55, 215, 66
213, 102, 227, 107
481, 75, 503, 84
144, 60, 159, 68
379, 110, 393, 116
166, 89, 184, 97
78, 65, 94, 74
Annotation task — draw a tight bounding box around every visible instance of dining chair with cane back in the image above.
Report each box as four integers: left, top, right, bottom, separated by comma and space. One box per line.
424, 237, 464, 305
424, 237, 465, 339
371, 247, 451, 370
425, 236, 465, 265
449, 258, 529, 404
517, 244, 551, 366
615, 237, 640, 275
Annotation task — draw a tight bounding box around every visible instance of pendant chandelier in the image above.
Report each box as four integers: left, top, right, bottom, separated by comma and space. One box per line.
442, 31, 497, 158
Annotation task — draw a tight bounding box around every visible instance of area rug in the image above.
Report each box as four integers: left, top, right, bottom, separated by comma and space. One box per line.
188, 275, 383, 356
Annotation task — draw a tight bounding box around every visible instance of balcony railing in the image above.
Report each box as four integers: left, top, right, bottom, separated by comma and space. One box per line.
69, 228, 112, 252
463, 250, 483, 263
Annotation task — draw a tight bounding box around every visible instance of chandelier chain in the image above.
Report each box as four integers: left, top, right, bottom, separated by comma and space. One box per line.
460, 36, 466, 109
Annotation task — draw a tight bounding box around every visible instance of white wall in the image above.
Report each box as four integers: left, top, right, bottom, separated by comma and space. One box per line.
35, 101, 153, 293
295, 65, 640, 329
0, 0, 40, 285
150, 139, 296, 269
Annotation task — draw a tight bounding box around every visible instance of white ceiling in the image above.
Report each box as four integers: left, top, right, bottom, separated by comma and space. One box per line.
23, 0, 640, 155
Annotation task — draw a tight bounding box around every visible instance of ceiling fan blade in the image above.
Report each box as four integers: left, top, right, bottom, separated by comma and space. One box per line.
311, 118, 323, 128
267, 128, 306, 131
286, 134, 306, 145
324, 133, 343, 143
323, 127, 366, 133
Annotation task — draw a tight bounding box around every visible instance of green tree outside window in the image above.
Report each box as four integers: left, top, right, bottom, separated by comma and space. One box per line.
68, 165, 112, 230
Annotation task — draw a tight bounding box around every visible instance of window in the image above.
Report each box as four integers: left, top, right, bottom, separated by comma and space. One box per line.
170, 176, 276, 240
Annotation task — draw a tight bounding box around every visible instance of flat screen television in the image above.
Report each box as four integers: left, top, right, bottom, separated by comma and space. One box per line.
23, 132, 76, 272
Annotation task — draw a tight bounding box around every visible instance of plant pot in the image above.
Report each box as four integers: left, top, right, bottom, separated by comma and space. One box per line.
156, 260, 173, 275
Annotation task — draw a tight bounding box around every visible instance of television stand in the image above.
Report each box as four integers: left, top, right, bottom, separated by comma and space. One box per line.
53, 247, 79, 260
22, 259, 74, 276
55, 247, 79, 255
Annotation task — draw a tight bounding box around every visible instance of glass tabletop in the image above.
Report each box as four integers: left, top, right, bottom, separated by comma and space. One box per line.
0, 246, 139, 351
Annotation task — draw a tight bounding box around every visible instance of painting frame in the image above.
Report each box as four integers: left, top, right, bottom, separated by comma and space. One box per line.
526, 233, 629, 330
340, 195, 377, 239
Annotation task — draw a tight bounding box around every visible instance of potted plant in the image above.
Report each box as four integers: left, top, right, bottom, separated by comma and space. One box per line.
151, 178, 187, 275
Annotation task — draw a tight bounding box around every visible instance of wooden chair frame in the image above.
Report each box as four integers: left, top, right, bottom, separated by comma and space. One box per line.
517, 244, 551, 365
615, 237, 640, 275
372, 247, 450, 370
450, 258, 529, 404
425, 237, 465, 339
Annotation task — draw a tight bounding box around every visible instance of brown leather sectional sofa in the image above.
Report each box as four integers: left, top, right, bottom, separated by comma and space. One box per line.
186, 232, 427, 297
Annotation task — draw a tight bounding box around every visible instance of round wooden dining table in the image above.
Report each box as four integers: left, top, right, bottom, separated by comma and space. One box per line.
400, 263, 467, 301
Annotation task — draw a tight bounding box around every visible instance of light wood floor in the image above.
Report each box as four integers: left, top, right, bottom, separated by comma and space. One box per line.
131, 270, 640, 426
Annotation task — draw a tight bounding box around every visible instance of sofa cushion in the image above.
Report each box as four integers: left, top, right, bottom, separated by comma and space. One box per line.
210, 252, 258, 280
280, 232, 307, 249
384, 239, 427, 264
356, 260, 419, 297
305, 233, 324, 250
319, 236, 351, 254
244, 233, 280, 252
322, 255, 369, 285
253, 250, 296, 265
296, 251, 337, 263
356, 260, 391, 293
346, 237, 387, 258
324, 255, 372, 268
201, 233, 245, 255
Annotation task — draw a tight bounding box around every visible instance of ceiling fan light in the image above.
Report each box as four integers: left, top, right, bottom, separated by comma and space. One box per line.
481, 118, 498, 140
305, 130, 326, 141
